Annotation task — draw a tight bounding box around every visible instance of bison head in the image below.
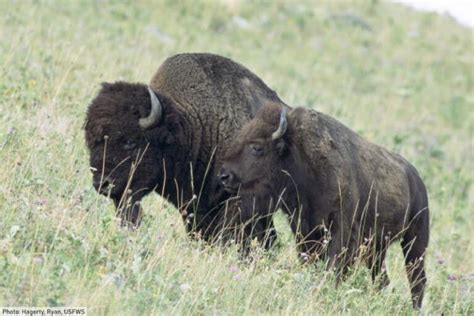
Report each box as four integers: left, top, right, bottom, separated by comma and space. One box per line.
217, 103, 289, 249
219, 104, 290, 196
84, 82, 178, 226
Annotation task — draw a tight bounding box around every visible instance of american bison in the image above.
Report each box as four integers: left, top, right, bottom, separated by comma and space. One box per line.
84, 53, 284, 245
218, 102, 429, 308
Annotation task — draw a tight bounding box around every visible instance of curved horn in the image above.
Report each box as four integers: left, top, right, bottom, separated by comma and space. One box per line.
139, 86, 162, 129
272, 107, 288, 140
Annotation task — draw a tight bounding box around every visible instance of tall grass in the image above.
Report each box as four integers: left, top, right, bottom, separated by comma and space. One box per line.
0, 0, 472, 314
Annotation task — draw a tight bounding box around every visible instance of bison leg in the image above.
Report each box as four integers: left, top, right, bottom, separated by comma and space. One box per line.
259, 217, 278, 249
122, 201, 142, 227
242, 216, 277, 251
325, 231, 350, 282
367, 247, 390, 290
231, 197, 279, 252
113, 197, 143, 228
401, 230, 428, 309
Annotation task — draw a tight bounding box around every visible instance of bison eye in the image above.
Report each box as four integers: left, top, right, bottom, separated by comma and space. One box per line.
250, 144, 263, 157
123, 140, 137, 150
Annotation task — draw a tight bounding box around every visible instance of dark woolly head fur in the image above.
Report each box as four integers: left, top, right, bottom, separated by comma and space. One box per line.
220, 103, 293, 201
84, 82, 182, 225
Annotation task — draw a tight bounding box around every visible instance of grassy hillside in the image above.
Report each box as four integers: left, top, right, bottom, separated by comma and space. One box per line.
0, 0, 472, 314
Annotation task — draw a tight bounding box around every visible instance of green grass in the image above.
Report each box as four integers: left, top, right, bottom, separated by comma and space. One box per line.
0, 0, 472, 314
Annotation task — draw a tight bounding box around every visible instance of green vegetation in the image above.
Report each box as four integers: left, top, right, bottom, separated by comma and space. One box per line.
0, 0, 472, 314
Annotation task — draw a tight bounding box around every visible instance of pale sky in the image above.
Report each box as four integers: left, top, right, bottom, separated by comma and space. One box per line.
395, 0, 474, 28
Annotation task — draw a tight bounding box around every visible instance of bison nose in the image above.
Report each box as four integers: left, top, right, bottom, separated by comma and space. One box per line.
93, 177, 112, 194
93, 178, 101, 191
218, 170, 234, 186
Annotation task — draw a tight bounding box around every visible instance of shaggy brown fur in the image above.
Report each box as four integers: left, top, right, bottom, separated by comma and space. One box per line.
219, 103, 429, 309
84, 53, 284, 245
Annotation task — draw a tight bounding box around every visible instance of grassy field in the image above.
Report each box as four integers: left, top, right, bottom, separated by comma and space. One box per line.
0, 0, 472, 314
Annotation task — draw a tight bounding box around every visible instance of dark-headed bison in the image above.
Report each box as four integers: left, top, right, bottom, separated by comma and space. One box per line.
219, 102, 429, 308
84, 53, 284, 245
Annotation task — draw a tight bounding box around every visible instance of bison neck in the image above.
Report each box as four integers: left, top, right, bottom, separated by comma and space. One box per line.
157, 105, 219, 220
276, 147, 344, 245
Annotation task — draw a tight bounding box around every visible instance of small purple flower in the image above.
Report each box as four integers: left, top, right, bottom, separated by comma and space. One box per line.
179, 283, 191, 292
32, 255, 43, 264
36, 199, 48, 206
447, 274, 458, 282
229, 266, 239, 273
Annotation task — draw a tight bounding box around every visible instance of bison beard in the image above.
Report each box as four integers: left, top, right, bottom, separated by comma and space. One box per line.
219, 103, 430, 309
84, 53, 285, 243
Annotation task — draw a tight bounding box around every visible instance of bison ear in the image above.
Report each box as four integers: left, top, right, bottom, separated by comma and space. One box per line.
275, 140, 287, 157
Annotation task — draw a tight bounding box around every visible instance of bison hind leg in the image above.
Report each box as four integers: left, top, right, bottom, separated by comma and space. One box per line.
400, 221, 429, 309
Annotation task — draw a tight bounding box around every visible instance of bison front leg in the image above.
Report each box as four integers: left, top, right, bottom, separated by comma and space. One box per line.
236, 215, 277, 256
113, 196, 143, 228
366, 247, 390, 290
234, 195, 279, 253
291, 227, 326, 264
253, 216, 278, 250
324, 223, 358, 283
325, 234, 347, 281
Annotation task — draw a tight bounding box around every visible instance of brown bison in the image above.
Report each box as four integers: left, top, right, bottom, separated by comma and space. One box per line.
84, 53, 284, 245
218, 103, 429, 308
